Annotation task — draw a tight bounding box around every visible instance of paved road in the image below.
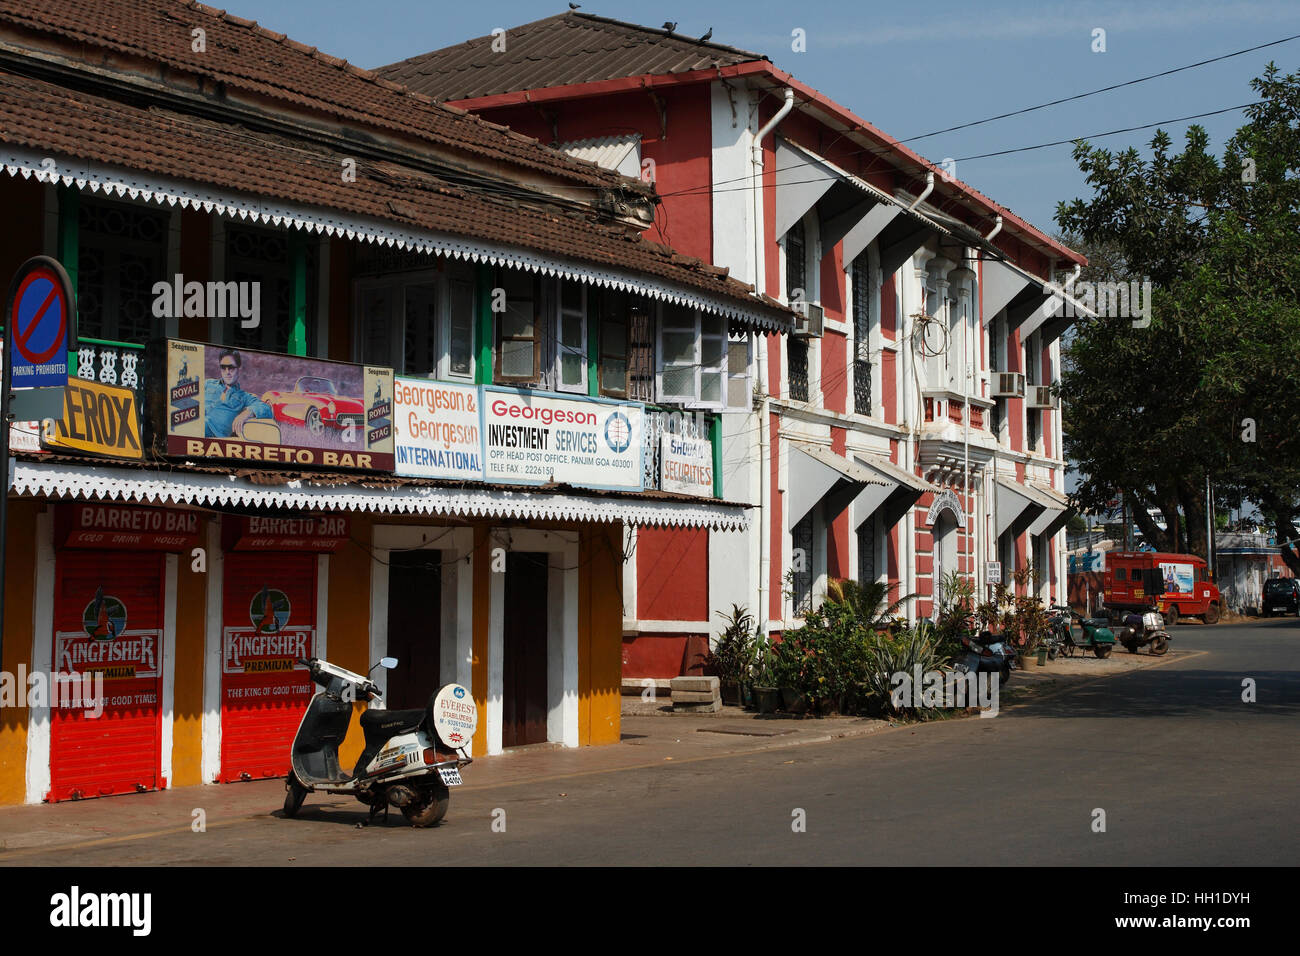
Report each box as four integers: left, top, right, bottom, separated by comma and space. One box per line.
7, 619, 1298, 865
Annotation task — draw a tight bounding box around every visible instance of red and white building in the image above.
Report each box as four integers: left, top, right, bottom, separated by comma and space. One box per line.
381, 12, 1084, 669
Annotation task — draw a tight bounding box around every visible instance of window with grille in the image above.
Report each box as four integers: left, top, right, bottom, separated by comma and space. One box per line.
786, 218, 806, 304
852, 254, 872, 415
76, 197, 168, 343
791, 514, 814, 617
787, 338, 809, 402
858, 517, 877, 586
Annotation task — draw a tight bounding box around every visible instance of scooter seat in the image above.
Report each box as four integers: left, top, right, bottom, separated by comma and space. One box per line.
359, 708, 425, 738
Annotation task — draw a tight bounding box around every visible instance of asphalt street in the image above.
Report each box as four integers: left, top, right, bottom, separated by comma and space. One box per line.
4, 619, 1296, 866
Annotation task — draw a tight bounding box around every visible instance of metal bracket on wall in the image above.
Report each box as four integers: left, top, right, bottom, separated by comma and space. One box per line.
647, 92, 667, 139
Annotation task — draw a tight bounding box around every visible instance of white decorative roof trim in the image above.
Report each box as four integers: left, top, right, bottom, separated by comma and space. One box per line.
2, 149, 788, 332
10, 462, 749, 531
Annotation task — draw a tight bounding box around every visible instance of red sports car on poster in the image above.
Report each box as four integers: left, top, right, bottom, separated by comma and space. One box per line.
261, 376, 365, 436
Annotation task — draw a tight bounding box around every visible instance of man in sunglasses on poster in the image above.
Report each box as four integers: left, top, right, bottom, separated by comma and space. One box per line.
205, 349, 274, 438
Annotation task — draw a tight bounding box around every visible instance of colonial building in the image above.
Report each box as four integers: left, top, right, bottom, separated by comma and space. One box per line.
380, 12, 1087, 670
0, 0, 793, 805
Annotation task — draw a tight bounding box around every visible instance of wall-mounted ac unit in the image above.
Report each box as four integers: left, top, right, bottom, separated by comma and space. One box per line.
992, 371, 1025, 397
792, 301, 824, 338
1027, 385, 1058, 409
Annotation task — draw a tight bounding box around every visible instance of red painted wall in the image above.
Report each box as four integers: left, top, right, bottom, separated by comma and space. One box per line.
822, 330, 847, 413
637, 526, 709, 621
828, 427, 849, 579
622, 633, 710, 679
478, 85, 714, 263
1041, 343, 1053, 454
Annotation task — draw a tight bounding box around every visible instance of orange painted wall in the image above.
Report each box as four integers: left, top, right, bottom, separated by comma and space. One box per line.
0, 500, 39, 806
582, 524, 623, 746
329, 517, 374, 770
471, 524, 490, 756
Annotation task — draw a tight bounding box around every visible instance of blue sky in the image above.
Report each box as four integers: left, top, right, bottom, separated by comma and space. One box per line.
225, 0, 1300, 233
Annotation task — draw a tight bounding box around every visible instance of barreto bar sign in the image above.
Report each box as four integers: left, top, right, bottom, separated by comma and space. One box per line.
483, 387, 644, 491
224, 515, 351, 553
164, 339, 395, 471
56, 503, 201, 551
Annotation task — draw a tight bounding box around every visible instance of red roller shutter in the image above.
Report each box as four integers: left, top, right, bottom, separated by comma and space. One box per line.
50, 551, 165, 802
220, 553, 317, 783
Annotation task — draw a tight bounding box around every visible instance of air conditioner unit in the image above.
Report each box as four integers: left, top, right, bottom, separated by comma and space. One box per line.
992, 371, 1025, 398
1027, 385, 1058, 409
792, 301, 824, 338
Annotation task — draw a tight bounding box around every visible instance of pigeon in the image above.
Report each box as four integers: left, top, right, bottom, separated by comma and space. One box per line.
568, 2, 580, 8
662, 21, 677, 32
700, 27, 712, 41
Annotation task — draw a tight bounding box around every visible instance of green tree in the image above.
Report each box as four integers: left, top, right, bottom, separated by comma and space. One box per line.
1055, 64, 1300, 571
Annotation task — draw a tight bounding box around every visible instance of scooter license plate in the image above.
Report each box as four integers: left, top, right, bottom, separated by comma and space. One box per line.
437, 767, 463, 787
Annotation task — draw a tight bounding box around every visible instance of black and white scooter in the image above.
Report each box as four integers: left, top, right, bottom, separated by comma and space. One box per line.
283, 657, 476, 827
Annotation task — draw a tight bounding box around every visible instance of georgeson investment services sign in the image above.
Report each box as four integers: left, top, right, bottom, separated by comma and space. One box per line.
483, 387, 644, 491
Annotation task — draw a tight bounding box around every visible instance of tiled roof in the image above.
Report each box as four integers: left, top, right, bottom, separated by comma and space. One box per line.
377, 12, 764, 101
0, 0, 645, 193
0, 66, 791, 322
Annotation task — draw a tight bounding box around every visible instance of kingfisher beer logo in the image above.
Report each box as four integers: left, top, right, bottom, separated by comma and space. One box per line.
82, 588, 126, 639
57, 591, 159, 679
248, 585, 291, 633
223, 585, 312, 674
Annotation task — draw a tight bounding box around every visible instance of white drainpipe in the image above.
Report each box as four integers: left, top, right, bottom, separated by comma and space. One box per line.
984, 215, 1003, 242
907, 172, 935, 211
752, 87, 794, 638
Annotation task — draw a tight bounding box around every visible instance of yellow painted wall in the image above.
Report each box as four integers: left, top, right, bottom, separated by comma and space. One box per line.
170, 520, 210, 787
332, 516, 374, 771
0, 500, 38, 806
471, 524, 490, 756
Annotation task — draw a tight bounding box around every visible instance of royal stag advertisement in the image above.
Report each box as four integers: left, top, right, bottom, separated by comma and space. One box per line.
483, 387, 644, 491
164, 339, 394, 470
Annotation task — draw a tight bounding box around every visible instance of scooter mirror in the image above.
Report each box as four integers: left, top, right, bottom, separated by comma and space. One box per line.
380, 657, 398, 669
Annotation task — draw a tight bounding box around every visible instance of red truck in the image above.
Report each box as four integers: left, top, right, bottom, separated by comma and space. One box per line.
1101, 551, 1222, 626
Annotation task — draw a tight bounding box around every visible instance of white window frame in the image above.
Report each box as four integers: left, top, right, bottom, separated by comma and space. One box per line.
553, 278, 587, 394
353, 270, 476, 381
655, 303, 726, 410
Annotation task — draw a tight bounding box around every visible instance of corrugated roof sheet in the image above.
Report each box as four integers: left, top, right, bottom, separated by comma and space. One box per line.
377, 12, 765, 101
556, 134, 641, 176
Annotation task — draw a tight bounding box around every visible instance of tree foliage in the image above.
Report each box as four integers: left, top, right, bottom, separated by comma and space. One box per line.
1055, 64, 1300, 570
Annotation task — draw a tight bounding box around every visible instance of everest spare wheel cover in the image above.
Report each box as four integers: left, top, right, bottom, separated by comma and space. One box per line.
431, 684, 477, 750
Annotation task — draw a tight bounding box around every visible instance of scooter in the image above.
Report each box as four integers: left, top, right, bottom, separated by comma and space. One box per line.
1064, 613, 1116, 658
954, 630, 1013, 685
283, 656, 476, 828
1113, 610, 1171, 655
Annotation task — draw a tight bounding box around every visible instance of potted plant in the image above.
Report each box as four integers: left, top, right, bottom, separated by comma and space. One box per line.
751, 640, 782, 714
774, 639, 809, 715
706, 604, 757, 706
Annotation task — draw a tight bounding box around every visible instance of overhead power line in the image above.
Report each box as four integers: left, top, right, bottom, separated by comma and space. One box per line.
899, 31, 1300, 144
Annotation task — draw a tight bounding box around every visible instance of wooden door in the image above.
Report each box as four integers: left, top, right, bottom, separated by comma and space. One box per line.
502, 552, 548, 748
386, 550, 442, 711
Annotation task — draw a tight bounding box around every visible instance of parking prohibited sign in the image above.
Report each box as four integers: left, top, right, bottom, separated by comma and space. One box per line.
5, 256, 75, 388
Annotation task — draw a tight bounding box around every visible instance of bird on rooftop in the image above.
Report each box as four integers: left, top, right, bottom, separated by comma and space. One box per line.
568, 2, 580, 8
662, 21, 677, 32
700, 27, 712, 41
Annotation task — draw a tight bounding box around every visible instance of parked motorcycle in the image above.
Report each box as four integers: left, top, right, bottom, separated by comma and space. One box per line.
1043, 606, 1074, 660
1113, 611, 1171, 655
954, 630, 1013, 685
1063, 613, 1116, 658
283, 656, 476, 828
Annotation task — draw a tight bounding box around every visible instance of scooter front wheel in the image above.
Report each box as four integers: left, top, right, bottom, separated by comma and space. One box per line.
284, 773, 307, 818
401, 783, 450, 828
